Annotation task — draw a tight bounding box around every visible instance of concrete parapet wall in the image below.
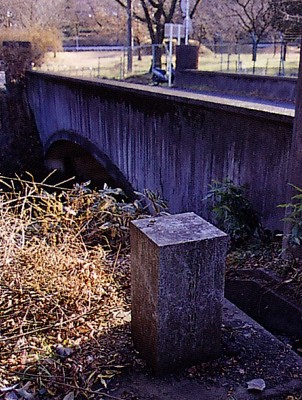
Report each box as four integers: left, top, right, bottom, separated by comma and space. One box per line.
26, 72, 294, 230
175, 70, 297, 103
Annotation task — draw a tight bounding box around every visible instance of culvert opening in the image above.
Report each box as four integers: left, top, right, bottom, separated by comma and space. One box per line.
45, 140, 134, 199
225, 268, 302, 357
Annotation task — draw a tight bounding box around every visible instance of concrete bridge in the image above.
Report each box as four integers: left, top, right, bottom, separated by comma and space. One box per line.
26, 71, 295, 230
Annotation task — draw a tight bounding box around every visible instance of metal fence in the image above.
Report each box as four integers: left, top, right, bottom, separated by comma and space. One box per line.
36, 40, 301, 80
199, 41, 300, 77
38, 44, 167, 80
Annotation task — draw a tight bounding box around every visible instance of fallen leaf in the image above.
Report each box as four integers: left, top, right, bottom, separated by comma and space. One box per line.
113, 310, 131, 322
0, 385, 18, 393
56, 344, 73, 358
4, 392, 18, 400
247, 378, 266, 391
15, 382, 35, 400
63, 392, 75, 400
15, 388, 35, 400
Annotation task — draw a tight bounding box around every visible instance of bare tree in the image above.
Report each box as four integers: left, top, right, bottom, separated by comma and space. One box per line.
0, 0, 67, 29
271, 0, 302, 38
190, 0, 274, 46
110, 0, 203, 66
227, 0, 274, 43
192, 0, 236, 44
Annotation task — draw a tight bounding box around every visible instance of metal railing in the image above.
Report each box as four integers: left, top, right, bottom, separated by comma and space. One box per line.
199, 41, 300, 77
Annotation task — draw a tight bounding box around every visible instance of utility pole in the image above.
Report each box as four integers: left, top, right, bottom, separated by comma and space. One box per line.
185, 0, 190, 45
127, 0, 133, 72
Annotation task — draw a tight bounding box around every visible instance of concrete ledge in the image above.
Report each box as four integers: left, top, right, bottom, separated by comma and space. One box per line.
225, 268, 302, 339
175, 70, 297, 104
26, 71, 295, 123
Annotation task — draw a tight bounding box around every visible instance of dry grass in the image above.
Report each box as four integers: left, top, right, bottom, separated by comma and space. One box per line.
40, 50, 153, 80
0, 173, 161, 399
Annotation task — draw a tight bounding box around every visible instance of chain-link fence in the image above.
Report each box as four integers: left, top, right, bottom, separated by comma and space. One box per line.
37, 44, 167, 80
199, 40, 300, 77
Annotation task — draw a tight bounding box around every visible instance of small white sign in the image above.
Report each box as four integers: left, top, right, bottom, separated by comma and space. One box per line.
164, 24, 185, 39
180, 0, 188, 17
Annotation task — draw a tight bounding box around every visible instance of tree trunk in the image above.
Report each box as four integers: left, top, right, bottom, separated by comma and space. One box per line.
282, 39, 302, 256
153, 22, 164, 67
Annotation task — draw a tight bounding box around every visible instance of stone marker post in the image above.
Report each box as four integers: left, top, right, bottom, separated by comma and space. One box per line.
130, 212, 228, 375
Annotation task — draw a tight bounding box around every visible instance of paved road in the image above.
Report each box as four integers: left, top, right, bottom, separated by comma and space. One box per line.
178, 86, 295, 116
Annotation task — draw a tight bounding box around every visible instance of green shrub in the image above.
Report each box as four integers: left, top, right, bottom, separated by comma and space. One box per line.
204, 179, 262, 244
279, 184, 302, 247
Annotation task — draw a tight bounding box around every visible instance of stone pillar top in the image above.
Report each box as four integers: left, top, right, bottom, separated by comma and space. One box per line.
131, 212, 228, 247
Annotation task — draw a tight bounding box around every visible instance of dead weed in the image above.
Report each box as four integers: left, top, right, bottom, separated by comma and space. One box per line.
0, 173, 160, 399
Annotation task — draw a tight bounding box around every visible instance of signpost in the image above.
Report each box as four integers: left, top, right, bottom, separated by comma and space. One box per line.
127, 0, 133, 72
164, 24, 185, 87
180, 0, 192, 45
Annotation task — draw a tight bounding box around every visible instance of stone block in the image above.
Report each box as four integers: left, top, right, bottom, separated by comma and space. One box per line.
130, 212, 228, 375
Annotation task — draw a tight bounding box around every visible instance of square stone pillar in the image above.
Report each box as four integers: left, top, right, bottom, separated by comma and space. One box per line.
130, 212, 228, 375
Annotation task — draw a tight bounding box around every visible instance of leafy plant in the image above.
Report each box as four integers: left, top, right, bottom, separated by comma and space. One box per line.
135, 188, 168, 216
279, 184, 302, 247
204, 179, 262, 244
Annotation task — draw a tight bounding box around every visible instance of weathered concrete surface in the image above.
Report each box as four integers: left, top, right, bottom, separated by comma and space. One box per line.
130, 212, 228, 375
175, 70, 297, 103
26, 71, 294, 230
110, 300, 302, 400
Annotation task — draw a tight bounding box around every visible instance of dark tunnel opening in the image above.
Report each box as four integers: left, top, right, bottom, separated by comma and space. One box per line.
45, 140, 133, 198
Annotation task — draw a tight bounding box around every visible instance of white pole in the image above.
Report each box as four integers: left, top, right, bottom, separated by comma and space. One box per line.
177, 25, 181, 45
127, 0, 133, 72
185, 0, 190, 45
168, 24, 173, 87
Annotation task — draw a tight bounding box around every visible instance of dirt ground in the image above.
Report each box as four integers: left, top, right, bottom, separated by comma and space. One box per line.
43, 51, 121, 69
102, 301, 302, 400
101, 241, 302, 400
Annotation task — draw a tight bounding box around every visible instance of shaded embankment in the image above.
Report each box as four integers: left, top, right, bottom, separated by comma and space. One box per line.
0, 87, 44, 177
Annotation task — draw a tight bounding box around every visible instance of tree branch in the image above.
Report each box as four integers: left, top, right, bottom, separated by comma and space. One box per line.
140, 0, 156, 43
190, 0, 203, 19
